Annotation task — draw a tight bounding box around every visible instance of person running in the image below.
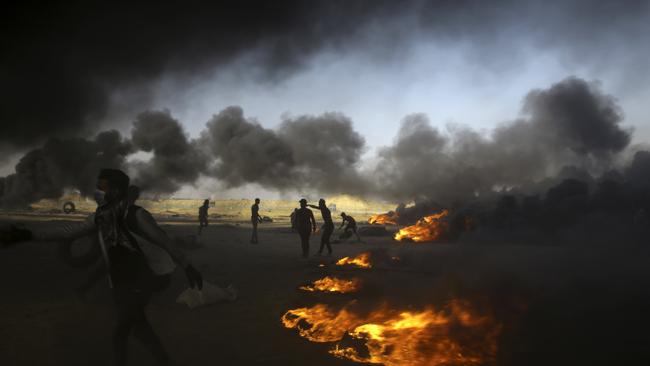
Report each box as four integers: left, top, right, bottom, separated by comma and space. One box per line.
339, 212, 362, 242
308, 198, 333, 256
198, 199, 210, 235
1, 169, 202, 366
250, 198, 262, 244
295, 199, 317, 258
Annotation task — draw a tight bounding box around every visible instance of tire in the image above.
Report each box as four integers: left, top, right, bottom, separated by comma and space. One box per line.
62, 201, 76, 214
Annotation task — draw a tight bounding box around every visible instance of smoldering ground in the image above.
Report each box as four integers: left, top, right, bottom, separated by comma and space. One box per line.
3, 219, 650, 366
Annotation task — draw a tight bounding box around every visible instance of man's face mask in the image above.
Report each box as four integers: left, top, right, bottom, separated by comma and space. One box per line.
94, 189, 107, 206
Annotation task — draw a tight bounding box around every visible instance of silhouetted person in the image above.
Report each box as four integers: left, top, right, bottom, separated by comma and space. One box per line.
295, 199, 317, 258
251, 198, 262, 244
1, 169, 203, 366
339, 212, 361, 242
198, 199, 209, 235
308, 198, 333, 255
290, 208, 298, 232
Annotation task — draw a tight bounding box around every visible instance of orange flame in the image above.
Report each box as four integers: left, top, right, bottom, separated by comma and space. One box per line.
368, 211, 399, 225
394, 209, 449, 242
299, 276, 361, 293
282, 300, 501, 366
336, 252, 372, 268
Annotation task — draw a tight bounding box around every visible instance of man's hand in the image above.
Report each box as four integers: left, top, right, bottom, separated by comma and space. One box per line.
0, 224, 32, 248
184, 264, 203, 290
312, 226, 317, 233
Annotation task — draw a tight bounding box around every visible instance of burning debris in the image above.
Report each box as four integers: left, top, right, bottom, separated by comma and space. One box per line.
368, 211, 399, 225
299, 276, 361, 294
394, 209, 450, 243
282, 300, 501, 366
335, 252, 372, 269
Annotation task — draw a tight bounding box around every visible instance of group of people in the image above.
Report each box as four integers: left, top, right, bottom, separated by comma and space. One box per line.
200, 197, 362, 258
0, 168, 365, 365
280, 198, 361, 258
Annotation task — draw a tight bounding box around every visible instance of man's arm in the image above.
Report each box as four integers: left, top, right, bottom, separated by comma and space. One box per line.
33, 214, 97, 242
339, 217, 346, 229
132, 208, 202, 289
132, 209, 188, 267
310, 211, 317, 232
307, 204, 319, 209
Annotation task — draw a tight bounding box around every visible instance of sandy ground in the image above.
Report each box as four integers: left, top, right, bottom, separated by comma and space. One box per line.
2, 215, 650, 366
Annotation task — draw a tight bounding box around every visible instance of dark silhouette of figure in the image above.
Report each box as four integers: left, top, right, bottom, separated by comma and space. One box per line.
251, 198, 262, 244
308, 198, 333, 255
295, 199, 317, 258
1, 169, 203, 366
290, 208, 298, 232
198, 199, 209, 235
339, 212, 361, 242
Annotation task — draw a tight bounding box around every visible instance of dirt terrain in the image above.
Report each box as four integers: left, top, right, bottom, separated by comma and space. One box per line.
2, 214, 650, 366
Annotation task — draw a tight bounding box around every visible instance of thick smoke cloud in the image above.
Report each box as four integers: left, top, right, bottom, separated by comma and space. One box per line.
2, 1, 648, 150
129, 110, 208, 193
200, 107, 367, 194
372, 77, 633, 204
0, 76, 641, 210
0, 131, 132, 207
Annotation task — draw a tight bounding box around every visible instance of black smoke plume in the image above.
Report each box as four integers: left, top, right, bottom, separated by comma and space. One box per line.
0, 131, 132, 207
200, 106, 367, 194
129, 110, 209, 194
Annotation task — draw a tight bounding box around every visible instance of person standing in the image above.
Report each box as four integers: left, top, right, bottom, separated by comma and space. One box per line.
295, 199, 316, 258
308, 198, 333, 256
198, 199, 210, 235
250, 198, 262, 244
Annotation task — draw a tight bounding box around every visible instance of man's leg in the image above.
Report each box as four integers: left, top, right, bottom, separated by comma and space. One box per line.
113, 289, 137, 366
132, 298, 171, 365
251, 221, 258, 243
322, 224, 333, 254
353, 226, 361, 242
299, 231, 310, 257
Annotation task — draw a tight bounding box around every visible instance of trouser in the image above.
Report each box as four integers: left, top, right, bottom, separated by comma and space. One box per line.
251, 220, 258, 243
319, 222, 334, 254
198, 218, 208, 234
109, 246, 170, 366
298, 229, 310, 257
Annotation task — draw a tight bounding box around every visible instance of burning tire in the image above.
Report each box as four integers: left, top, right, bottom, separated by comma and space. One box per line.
57, 236, 101, 268
62, 201, 76, 214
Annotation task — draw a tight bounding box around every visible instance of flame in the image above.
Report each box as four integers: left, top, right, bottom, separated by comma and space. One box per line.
394, 209, 449, 242
299, 276, 361, 293
368, 211, 399, 225
282, 300, 501, 366
336, 252, 372, 268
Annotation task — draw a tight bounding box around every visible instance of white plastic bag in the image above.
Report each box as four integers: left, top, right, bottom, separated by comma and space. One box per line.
176, 281, 237, 309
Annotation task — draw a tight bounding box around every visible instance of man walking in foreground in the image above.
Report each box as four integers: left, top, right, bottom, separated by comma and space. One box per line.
295, 199, 317, 258
308, 198, 333, 256
1, 169, 203, 366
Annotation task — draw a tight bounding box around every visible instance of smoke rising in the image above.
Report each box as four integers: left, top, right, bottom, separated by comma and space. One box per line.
0, 131, 132, 207
0, 76, 644, 212
371, 77, 633, 204
200, 107, 367, 194
2, 1, 648, 150
129, 110, 209, 194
